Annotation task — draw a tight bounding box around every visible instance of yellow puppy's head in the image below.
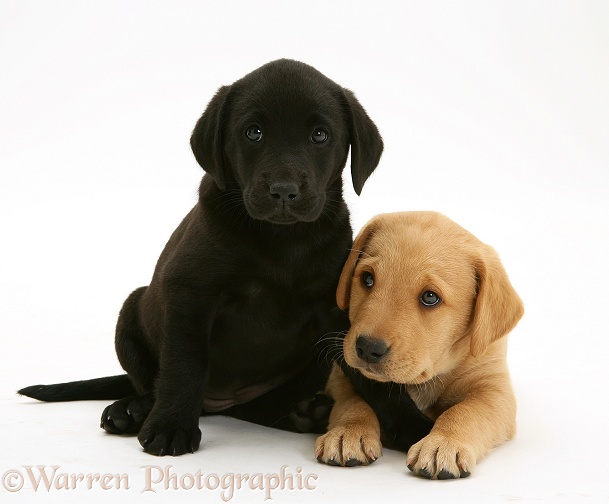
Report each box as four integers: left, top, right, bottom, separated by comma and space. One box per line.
337, 212, 523, 385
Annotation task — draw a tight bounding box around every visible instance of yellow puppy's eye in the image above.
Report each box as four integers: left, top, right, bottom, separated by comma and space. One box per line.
420, 290, 441, 307
361, 271, 374, 289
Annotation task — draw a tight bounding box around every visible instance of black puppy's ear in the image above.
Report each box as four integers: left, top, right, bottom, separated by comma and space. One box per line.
343, 89, 384, 195
190, 85, 231, 190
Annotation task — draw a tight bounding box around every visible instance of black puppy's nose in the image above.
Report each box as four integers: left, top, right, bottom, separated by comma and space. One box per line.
356, 335, 389, 363
269, 182, 299, 204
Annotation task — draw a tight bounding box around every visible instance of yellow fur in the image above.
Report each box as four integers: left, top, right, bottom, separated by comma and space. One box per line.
315, 211, 524, 479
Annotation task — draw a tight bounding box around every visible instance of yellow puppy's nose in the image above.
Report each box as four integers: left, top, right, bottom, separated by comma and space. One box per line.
355, 335, 389, 363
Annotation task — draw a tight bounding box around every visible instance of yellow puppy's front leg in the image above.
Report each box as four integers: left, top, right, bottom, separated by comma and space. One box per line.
406, 384, 516, 479
315, 364, 382, 466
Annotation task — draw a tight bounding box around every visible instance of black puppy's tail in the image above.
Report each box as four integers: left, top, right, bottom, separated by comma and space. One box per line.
18, 375, 136, 402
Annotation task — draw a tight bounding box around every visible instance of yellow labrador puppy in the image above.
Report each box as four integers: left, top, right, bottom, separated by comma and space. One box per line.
315, 211, 523, 479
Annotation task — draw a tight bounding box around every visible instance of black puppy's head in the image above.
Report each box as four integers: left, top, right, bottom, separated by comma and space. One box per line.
191, 59, 383, 225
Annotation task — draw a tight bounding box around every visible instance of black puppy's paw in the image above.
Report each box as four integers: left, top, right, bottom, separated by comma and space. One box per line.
137, 417, 201, 456
289, 392, 334, 433
101, 394, 153, 435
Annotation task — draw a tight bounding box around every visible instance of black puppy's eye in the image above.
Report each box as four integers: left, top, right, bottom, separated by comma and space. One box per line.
246, 125, 262, 142
420, 291, 441, 307
361, 271, 374, 289
311, 128, 328, 144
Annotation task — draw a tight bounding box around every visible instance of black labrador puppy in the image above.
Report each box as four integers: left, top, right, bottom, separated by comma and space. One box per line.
19, 59, 384, 456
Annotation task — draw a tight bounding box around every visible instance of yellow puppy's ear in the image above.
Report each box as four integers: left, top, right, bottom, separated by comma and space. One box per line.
470, 247, 524, 357
336, 220, 379, 311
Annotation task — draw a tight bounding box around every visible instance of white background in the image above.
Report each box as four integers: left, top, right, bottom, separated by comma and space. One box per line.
1, 1, 608, 502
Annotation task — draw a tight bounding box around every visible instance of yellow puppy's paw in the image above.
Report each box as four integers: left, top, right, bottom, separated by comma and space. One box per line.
406, 433, 476, 479
315, 424, 382, 467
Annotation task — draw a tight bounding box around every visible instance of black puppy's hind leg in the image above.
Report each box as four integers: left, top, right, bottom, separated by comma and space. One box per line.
223, 357, 334, 433
101, 393, 155, 434
101, 287, 158, 435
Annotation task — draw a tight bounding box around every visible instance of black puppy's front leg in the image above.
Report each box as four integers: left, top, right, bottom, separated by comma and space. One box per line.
137, 310, 209, 456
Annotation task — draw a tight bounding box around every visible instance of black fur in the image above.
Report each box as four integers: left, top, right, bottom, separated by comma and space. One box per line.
18, 59, 384, 456
337, 360, 435, 452
19, 375, 135, 402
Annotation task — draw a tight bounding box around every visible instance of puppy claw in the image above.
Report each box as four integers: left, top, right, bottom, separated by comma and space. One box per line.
459, 467, 471, 478
345, 458, 363, 467
419, 467, 432, 479
437, 469, 458, 480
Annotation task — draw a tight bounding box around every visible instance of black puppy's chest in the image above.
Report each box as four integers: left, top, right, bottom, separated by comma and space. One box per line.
338, 361, 435, 451
213, 226, 341, 309
203, 259, 338, 409
219, 278, 271, 306
211, 266, 332, 353
216, 275, 317, 332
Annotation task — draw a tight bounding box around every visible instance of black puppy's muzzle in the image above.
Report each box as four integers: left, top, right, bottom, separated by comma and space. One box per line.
243, 171, 325, 224
269, 181, 299, 205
